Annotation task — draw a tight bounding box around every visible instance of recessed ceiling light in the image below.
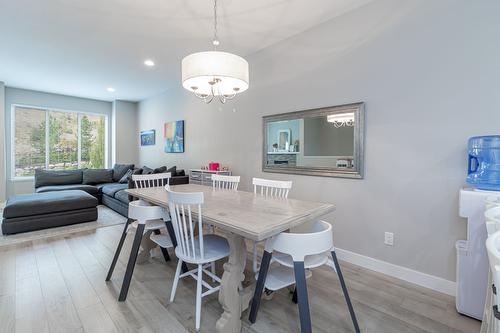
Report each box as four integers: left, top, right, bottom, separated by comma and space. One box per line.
144, 59, 155, 67
107, 87, 115, 92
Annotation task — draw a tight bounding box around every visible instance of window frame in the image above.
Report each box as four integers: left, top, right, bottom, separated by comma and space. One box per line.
10, 104, 109, 180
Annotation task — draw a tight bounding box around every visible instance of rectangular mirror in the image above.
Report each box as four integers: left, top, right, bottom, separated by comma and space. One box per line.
262, 102, 365, 178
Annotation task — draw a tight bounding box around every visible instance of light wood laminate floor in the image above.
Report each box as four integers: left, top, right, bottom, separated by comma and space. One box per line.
0, 223, 480, 333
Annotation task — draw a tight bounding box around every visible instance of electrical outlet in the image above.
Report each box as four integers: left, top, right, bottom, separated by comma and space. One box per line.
384, 232, 394, 246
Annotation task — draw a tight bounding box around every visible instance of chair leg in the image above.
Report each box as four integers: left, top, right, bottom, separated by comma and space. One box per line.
118, 223, 145, 302
106, 218, 131, 281
195, 264, 203, 331
293, 261, 312, 333
153, 229, 171, 262
165, 219, 189, 273
292, 286, 298, 304
170, 259, 183, 302
252, 241, 259, 273
331, 251, 360, 333
249, 250, 272, 324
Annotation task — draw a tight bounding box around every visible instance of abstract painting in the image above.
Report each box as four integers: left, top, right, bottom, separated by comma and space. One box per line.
140, 129, 155, 146
164, 120, 184, 153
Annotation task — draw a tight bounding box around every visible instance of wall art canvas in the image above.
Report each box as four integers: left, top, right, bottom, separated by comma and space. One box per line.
140, 129, 156, 146
164, 120, 184, 153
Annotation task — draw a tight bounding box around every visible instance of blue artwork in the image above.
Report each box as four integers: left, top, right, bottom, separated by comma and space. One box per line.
164, 120, 184, 153
140, 130, 155, 146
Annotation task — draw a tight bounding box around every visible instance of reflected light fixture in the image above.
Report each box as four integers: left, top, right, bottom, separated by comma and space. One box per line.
106, 87, 116, 93
327, 112, 355, 128
181, 0, 249, 104
144, 59, 155, 67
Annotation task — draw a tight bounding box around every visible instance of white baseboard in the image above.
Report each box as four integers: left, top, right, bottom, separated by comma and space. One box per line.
335, 248, 456, 297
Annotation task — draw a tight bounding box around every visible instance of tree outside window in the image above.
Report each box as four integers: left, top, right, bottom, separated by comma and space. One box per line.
13, 107, 107, 177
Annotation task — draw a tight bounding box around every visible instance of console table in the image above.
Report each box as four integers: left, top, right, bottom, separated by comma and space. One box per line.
189, 169, 231, 186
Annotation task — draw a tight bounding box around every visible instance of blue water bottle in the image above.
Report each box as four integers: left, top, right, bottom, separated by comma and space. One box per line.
467, 135, 500, 191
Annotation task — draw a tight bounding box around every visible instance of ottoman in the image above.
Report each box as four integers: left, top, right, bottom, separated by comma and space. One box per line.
1, 190, 98, 235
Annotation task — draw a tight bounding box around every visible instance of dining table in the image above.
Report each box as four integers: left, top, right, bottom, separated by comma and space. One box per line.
125, 183, 335, 333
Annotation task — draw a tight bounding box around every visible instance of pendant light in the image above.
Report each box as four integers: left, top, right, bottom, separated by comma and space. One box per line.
181, 0, 249, 104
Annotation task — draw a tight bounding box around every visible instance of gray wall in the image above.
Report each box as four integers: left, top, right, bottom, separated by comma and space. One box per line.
137, 0, 499, 281
303, 117, 354, 156
4, 87, 113, 196
112, 100, 138, 166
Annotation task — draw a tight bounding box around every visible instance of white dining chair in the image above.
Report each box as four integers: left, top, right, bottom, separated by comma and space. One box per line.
253, 177, 292, 198
486, 206, 500, 237
249, 220, 360, 333
251, 177, 293, 272
486, 231, 500, 333
106, 173, 184, 301
167, 189, 230, 331
212, 174, 240, 190
483, 205, 500, 333
487, 196, 500, 210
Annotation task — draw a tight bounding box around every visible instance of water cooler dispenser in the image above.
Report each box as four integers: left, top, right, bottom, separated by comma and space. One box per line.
457, 136, 500, 319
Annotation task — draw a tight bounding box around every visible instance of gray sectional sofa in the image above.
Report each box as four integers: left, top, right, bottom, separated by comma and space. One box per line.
34, 164, 189, 217
1, 164, 189, 234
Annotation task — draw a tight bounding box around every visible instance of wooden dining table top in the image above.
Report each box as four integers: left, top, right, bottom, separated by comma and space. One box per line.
126, 184, 335, 241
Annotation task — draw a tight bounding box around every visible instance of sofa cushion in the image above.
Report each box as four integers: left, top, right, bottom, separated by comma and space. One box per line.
35, 184, 99, 195
83, 169, 113, 185
114, 190, 131, 204
101, 183, 128, 197
94, 183, 116, 193
112, 163, 134, 182
176, 169, 185, 177
34, 169, 83, 188
3, 190, 97, 219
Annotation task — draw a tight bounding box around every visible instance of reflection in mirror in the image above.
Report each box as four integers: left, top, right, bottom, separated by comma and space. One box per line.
263, 103, 364, 178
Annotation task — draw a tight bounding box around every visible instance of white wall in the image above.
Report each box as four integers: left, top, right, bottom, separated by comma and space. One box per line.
137, 0, 500, 282
112, 100, 138, 165
4, 87, 113, 196
0, 82, 5, 202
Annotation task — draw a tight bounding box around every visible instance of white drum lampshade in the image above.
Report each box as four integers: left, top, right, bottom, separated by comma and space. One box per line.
181, 51, 249, 97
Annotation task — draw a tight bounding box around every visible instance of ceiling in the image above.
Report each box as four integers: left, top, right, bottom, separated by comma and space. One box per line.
0, 0, 372, 102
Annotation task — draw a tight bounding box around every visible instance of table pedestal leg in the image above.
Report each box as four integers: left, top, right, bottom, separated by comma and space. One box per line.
137, 230, 155, 264
216, 234, 253, 333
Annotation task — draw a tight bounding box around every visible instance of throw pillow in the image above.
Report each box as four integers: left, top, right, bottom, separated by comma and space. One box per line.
176, 169, 185, 177
153, 166, 167, 174
82, 169, 114, 185
112, 163, 134, 182
119, 169, 134, 183
142, 166, 154, 174
119, 168, 144, 183
166, 166, 177, 176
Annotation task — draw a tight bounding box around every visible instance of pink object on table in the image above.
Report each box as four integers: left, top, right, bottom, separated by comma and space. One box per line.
208, 162, 220, 171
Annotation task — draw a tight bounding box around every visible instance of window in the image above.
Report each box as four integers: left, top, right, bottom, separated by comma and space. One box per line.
13, 106, 107, 178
